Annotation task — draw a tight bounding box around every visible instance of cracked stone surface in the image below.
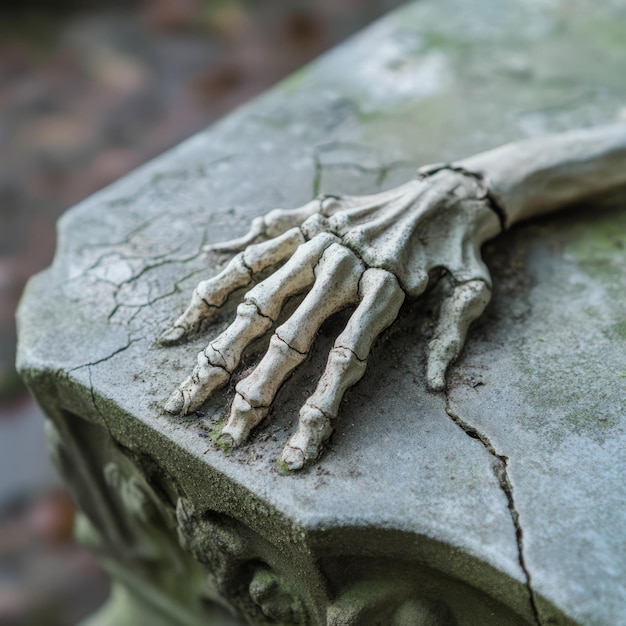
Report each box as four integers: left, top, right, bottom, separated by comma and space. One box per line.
16, 0, 626, 624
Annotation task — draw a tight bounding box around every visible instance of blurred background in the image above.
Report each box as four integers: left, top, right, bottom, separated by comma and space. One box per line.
0, 1, 405, 623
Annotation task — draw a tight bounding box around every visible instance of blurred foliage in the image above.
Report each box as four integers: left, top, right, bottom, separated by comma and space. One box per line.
0, 0, 405, 404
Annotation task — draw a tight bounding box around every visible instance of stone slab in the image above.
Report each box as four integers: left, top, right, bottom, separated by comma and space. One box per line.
17, 0, 626, 624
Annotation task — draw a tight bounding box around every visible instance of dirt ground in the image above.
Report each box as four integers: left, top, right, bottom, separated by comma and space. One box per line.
0, 1, 404, 623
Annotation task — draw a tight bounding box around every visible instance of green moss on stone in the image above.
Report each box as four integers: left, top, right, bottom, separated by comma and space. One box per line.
275, 458, 290, 473
210, 421, 232, 454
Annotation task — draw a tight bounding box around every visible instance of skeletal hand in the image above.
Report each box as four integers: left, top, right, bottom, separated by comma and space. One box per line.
161, 166, 501, 470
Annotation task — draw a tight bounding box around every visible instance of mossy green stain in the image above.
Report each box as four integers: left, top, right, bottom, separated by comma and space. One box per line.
513, 299, 624, 444
606, 320, 626, 341
275, 458, 290, 473
564, 208, 626, 312
210, 421, 232, 454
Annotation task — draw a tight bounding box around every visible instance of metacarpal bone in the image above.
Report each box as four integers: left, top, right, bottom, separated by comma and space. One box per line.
244, 232, 338, 320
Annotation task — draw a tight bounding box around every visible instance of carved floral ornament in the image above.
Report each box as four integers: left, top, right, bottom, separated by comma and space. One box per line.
160, 124, 626, 470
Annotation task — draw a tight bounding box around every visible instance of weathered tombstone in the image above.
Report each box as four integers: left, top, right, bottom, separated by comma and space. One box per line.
17, 0, 626, 624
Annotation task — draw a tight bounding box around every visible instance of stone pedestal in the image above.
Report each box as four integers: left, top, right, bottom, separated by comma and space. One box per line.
17, 0, 626, 624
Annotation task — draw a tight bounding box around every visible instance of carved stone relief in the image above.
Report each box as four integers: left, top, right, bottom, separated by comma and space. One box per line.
43, 409, 537, 625
177, 498, 310, 624
44, 413, 235, 624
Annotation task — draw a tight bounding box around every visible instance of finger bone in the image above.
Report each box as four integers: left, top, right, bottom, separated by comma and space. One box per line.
263, 201, 321, 238
221, 393, 269, 446
276, 243, 363, 353
244, 233, 338, 320
176, 234, 341, 416
197, 255, 251, 308
242, 227, 305, 271
233, 243, 363, 418
281, 269, 405, 468
209, 302, 272, 372
349, 268, 405, 360
427, 279, 491, 391
164, 388, 185, 414
304, 347, 367, 418
236, 335, 307, 408
282, 405, 334, 469
280, 445, 306, 471
167, 361, 230, 416
160, 254, 252, 342
204, 217, 265, 253
165, 300, 275, 416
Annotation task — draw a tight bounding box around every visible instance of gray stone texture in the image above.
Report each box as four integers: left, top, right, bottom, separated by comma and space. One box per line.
17, 0, 626, 624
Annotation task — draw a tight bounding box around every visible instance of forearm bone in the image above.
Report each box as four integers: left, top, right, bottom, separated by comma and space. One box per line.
459, 124, 626, 226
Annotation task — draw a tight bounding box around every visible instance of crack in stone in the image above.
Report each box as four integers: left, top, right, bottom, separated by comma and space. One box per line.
86, 365, 112, 438
68, 230, 187, 295
114, 265, 208, 327
102, 155, 237, 210
311, 141, 413, 196
106, 232, 209, 322
64, 234, 209, 323
443, 395, 542, 626
76, 218, 158, 255
114, 245, 191, 289
67, 335, 137, 374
